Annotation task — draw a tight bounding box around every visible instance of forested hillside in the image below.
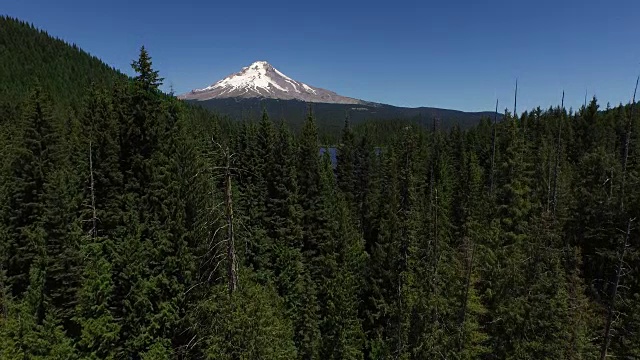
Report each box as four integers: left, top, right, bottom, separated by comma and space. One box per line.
185, 97, 499, 135
1, 16, 640, 360
0, 16, 125, 113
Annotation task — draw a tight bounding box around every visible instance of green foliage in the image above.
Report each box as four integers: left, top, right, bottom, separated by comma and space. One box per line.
194, 274, 297, 360
2, 18, 640, 360
0, 262, 77, 359
74, 240, 120, 359
0, 16, 124, 112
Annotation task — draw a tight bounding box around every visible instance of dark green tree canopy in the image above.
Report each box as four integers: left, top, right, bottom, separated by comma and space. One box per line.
1, 16, 640, 360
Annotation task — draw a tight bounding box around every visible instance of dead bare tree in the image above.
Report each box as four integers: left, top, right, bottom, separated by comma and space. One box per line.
514, 79, 518, 117
546, 149, 552, 213
0, 273, 6, 319
584, 89, 588, 109
458, 239, 476, 352
599, 218, 635, 360
428, 159, 440, 324
620, 76, 639, 211
600, 76, 640, 358
89, 141, 97, 241
196, 140, 241, 295
433, 186, 440, 325
223, 146, 238, 295
552, 91, 564, 218
513, 79, 529, 163
490, 99, 498, 194
0, 256, 6, 318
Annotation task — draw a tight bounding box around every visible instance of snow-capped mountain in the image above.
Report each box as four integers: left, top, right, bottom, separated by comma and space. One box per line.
178, 61, 366, 105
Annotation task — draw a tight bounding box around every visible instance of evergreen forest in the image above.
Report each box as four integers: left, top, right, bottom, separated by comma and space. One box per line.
1, 16, 640, 359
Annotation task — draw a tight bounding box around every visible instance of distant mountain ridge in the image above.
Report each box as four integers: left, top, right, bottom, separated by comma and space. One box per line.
180, 60, 500, 129
188, 97, 499, 132
179, 61, 366, 105
0, 15, 499, 131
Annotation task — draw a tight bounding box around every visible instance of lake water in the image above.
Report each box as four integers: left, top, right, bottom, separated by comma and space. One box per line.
319, 147, 338, 166
319, 147, 382, 168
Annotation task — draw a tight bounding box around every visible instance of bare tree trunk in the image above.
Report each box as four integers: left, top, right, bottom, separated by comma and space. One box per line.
620, 76, 639, 212
552, 92, 564, 219
433, 186, 439, 324
584, 89, 588, 109
89, 141, 97, 241
458, 240, 476, 351
224, 149, 238, 295
428, 164, 440, 324
600, 218, 634, 360
397, 145, 411, 356
0, 258, 6, 318
546, 155, 552, 213
0, 273, 6, 319
490, 99, 498, 194
514, 79, 518, 117
609, 168, 614, 200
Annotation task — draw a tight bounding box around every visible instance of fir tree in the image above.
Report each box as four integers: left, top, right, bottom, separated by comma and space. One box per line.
194, 272, 297, 360
336, 115, 358, 214
5, 86, 58, 296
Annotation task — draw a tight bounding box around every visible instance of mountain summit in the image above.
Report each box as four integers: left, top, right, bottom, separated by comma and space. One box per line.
178, 61, 365, 104
179, 61, 500, 128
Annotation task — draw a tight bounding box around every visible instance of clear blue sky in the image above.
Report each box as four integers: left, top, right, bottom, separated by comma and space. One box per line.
4, 0, 640, 112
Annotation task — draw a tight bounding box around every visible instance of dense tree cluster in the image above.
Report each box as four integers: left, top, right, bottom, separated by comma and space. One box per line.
2, 16, 640, 359
0, 16, 125, 114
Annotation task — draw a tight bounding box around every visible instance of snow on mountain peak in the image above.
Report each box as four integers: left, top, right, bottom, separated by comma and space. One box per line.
199, 60, 289, 95
179, 61, 364, 105
250, 60, 270, 67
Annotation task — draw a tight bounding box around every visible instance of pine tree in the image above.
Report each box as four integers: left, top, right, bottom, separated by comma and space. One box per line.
42, 165, 84, 333
131, 46, 163, 92
484, 117, 534, 358
195, 273, 297, 360
298, 108, 325, 265
409, 128, 462, 359
317, 155, 366, 360
235, 120, 270, 277
5, 86, 58, 296
336, 115, 357, 214
519, 213, 576, 358
353, 128, 379, 253
74, 239, 120, 359
80, 86, 122, 233
569, 147, 621, 297
455, 150, 489, 359
0, 253, 77, 359
110, 47, 189, 357
267, 123, 316, 357
365, 147, 404, 359
294, 108, 327, 358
